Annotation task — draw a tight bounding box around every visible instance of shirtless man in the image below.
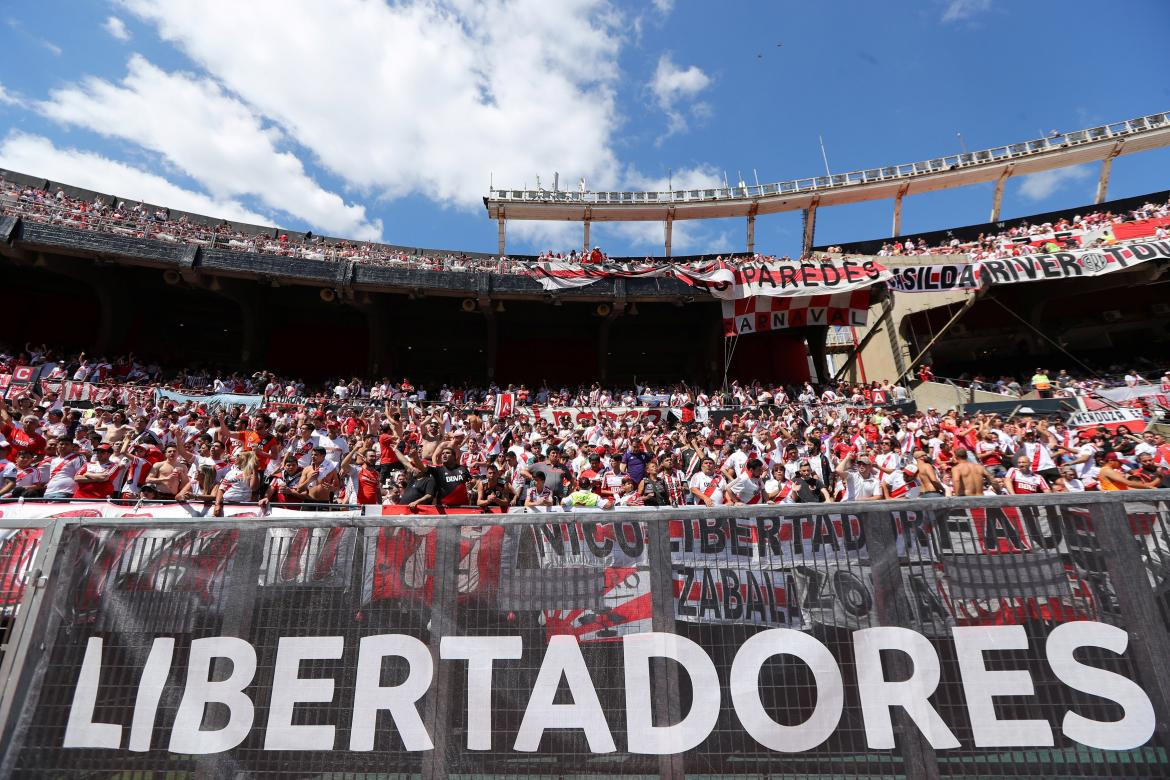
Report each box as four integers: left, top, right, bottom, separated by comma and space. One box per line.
144, 444, 190, 499
915, 450, 945, 497
950, 447, 987, 496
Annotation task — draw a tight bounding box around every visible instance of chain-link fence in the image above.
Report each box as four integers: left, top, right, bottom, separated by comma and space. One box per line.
1, 491, 1169, 779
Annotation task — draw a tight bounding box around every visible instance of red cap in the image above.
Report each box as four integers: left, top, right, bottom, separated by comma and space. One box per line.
1105, 451, 1122, 462
594, 446, 607, 455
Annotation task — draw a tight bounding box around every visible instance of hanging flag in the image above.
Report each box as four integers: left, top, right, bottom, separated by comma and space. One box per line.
722, 290, 870, 337
494, 392, 515, 419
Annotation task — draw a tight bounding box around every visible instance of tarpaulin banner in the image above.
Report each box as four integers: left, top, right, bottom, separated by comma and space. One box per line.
722, 290, 870, 336
977, 238, 1169, 287
533, 257, 891, 300
887, 262, 983, 293
2, 499, 1168, 776
517, 405, 682, 427
1067, 407, 1150, 432
155, 387, 265, 410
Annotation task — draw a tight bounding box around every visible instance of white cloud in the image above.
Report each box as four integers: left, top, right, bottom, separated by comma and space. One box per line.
103, 16, 130, 41
0, 132, 269, 224
649, 54, 712, 142
38, 55, 381, 239
651, 0, 674, 13
941, 0, 991, 23
117, 0, 628, 211
1017, 165, 1091, 201
0, 82, 21, 107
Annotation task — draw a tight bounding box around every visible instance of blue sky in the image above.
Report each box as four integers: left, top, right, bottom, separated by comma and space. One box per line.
1, 0, 1167, 258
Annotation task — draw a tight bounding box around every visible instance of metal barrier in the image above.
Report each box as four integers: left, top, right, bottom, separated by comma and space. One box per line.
1, 490, 1170, 778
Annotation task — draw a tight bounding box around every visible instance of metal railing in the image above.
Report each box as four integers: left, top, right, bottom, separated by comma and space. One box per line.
489, 111, 1170, 205
1, 490, 1170, 778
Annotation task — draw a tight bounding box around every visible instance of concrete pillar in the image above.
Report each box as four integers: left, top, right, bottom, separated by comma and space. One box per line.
93, 279, 132, 356
213, 282, 269, 370
497, 212, 506, 257
806, 326, 830, 384
892, 183, 909, 237
664, 211, 674, 258
351, 298, 392, 377
746, 205, 757, 254
35, 253, 132, 356
990, 164, 1014, 222
801, 198, 819, 256
583, 219, 591, 256
1094, 140, 1127, 205
482, 306, 498, 382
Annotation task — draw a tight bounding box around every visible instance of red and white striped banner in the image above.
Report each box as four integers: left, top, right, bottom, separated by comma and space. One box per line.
722, 290, 870, 336
533, 257, 891, 300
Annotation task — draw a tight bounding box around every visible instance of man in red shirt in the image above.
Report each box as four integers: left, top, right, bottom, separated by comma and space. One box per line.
74, 444, 126, 500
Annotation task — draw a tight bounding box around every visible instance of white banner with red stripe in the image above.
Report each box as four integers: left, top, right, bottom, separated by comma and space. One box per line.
722, 290, 870, 336
533, 256, 891, 300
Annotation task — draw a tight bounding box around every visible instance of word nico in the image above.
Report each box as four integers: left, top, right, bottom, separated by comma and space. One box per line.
64, 623, 1152, 755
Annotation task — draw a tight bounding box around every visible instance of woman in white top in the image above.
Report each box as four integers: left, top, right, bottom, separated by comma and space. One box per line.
213, 451, 260, 515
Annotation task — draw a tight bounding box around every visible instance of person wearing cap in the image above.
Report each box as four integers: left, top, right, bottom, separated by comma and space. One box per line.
73, 443, 126, 500
317, 417, 350, 466
1098, 452, 1153, 491
836, 452, 883, 501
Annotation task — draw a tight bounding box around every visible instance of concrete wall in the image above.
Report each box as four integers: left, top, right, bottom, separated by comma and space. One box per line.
911, 380, 1016, 413
836, 255, 975, 384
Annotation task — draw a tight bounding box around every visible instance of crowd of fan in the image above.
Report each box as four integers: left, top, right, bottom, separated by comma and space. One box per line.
2, 343, 1168, 512
865, 195, 1170, 260
0, 181, 756, 273
12, 178, 1165, 276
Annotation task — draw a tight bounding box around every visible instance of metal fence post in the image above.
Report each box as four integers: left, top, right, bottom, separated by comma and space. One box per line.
0, 519, 65, 752
864, 510, 941, 780
421, 521, 460, 780
1092, 500, 1170, 739
646, 514, 685, 780
196, 525, 267, 780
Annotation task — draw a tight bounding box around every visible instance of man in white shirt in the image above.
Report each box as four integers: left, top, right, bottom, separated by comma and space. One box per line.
836, 453, 884, 501
42, 437, 86, 500
723, 458, 765, 506
688, 457, 725, 508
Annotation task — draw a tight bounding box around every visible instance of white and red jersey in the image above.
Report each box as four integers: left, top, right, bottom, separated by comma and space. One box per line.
883, 465, 920, 499
1020, 441, 1056, 472
976, 440, 1003, 467
722, 449, 750, 477
288, 437, 318, 468
43, 453, 85, 495
764, 478, 796, 504
459, 450, 488, 477
1005, 467, 1047, 494
74, 456, 127, 500
0, 459, 15, 486
192, 455, 231, 483
117, 456, 152, 496
218, 467, 255, 503
724, 473, 764, 504
875, 451, 900, 474
688, 471, 725, 506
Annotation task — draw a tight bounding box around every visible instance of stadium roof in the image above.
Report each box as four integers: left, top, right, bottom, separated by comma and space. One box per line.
484, 112, 1170, 224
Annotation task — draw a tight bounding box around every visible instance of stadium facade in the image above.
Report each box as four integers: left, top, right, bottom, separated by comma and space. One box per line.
1, 111, 1168, 389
